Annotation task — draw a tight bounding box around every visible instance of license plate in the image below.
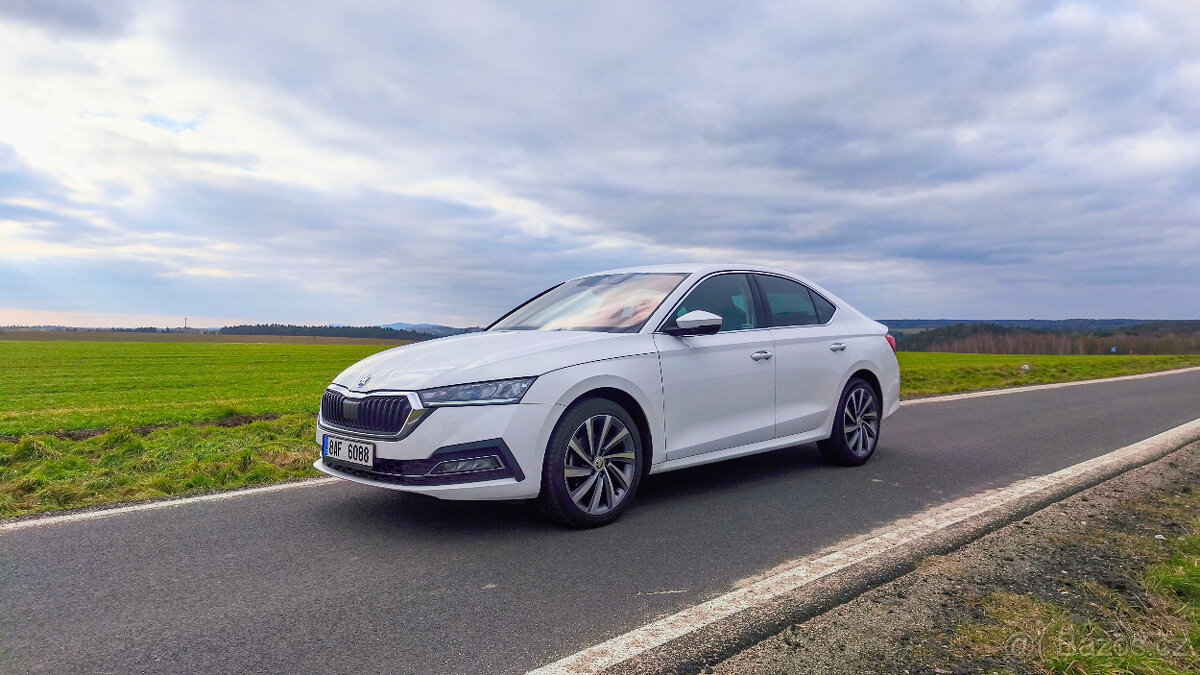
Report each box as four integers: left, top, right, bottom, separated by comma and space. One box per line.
322, 435, 375, 467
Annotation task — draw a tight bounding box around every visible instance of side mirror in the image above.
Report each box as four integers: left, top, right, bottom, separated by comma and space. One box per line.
662, 310, 723, 337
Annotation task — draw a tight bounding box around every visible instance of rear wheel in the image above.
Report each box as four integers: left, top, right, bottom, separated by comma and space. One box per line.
817, 378, 880, 466
536, 398, 643, 528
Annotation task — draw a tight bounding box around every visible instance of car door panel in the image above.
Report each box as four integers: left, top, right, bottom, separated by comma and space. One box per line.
770, 325, 846, 436
653, 273, 776, 461
654, 331, 776, 460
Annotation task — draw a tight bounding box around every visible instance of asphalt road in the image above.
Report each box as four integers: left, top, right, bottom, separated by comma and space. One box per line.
3, 371, 1199, 674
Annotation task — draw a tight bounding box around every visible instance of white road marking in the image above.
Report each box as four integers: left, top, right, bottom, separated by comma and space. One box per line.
0, 478, 338, 533
526, 417, 1200, 675
900, 365, 1200, 406
2, 365, 1195, 533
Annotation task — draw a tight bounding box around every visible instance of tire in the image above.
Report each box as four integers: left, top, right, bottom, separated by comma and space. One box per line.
817, 377, 881, 466
536, 398, 644, 528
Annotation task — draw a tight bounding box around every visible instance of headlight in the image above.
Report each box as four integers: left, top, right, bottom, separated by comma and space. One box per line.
418, 377, 536, 407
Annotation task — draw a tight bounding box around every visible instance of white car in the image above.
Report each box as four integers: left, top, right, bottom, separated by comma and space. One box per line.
315, 263, 900, 527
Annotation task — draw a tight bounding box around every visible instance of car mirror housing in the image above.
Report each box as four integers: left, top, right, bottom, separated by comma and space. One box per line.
662, 310, 723, 337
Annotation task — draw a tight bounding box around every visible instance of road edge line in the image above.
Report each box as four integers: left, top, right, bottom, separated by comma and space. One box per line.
0, 478, 338, 533
526, 417, 1200, 675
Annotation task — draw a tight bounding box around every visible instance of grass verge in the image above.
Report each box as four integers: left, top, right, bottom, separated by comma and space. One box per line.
953, 495, 1200, 673
0, 415, 320, 518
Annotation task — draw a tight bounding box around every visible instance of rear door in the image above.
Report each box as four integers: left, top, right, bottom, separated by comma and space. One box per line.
753, 274, 847, 437
653, 273, 776, 461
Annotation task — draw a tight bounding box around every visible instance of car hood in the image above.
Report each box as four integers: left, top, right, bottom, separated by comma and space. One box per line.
333, 330, 655, 392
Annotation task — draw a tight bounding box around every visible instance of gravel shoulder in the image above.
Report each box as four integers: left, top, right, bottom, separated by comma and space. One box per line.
712, 440, 1200, 675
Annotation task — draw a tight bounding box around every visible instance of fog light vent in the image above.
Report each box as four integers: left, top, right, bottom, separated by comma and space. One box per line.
428, 455, 504, 475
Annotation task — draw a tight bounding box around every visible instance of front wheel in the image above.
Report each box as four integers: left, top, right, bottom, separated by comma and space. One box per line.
536, 398, 643, 528
817, 378, 880, 466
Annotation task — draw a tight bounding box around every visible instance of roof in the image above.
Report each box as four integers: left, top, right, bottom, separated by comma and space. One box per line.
583, 262, 801, 278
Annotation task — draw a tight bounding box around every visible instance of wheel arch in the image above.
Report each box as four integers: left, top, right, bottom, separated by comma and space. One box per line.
817, 365, 884, 440
529, 357, 664, 476
570, 387, 654, 479
849, 367, 883, 405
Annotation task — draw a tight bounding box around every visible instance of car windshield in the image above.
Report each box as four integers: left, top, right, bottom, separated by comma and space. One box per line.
490, 273, 689, 333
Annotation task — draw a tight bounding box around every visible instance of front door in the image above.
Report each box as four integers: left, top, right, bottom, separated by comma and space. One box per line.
653, 273, 776, 461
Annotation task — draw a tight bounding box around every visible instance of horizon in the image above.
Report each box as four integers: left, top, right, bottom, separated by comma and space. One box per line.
4, 317, 1196, 333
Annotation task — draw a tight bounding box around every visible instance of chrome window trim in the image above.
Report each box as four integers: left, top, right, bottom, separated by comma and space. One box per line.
318, 386, 431, 440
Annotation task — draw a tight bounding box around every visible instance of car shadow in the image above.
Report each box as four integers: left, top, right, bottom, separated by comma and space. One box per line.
322, 442, 840, 536
635, 443, 830, 506
331, 488, 550, 536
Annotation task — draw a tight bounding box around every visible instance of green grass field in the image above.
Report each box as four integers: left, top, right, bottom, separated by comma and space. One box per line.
2, 340, 1198, 518
0, 341, 393, 437
898, 352, 1200, 397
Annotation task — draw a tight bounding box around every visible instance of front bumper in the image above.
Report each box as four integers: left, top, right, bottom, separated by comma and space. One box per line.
315, 400, 558, 500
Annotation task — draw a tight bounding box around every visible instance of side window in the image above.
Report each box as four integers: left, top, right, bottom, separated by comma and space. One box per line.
668, 274, 759, 332
755, 274, 820, 326
811, 290, 837, 324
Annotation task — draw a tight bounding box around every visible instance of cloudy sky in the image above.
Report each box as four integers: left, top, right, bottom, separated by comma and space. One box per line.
1, 1, 1197, 328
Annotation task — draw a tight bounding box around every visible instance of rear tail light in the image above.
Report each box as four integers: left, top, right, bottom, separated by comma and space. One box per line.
885, 334, 897, 353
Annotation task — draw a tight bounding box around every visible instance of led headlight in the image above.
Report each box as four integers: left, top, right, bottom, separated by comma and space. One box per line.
418, 377, 535, 407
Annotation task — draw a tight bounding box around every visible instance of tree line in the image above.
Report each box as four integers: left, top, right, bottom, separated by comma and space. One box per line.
896, 322, 1200, 355
218, 324, 437, 341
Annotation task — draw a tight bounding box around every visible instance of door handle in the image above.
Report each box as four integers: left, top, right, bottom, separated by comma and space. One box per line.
829, 343, 847, 352
750, 350, 773, 361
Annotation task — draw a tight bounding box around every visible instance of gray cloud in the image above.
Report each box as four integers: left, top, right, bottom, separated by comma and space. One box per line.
0, 1, 1197, 326
0, 0, 133, 37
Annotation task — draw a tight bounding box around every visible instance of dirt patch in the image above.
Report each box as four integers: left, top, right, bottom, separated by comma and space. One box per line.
712, 441, 1200, 675
0, 414, 286, 443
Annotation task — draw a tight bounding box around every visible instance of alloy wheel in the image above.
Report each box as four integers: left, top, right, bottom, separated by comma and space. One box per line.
842, 386, 879, 457
563, 414, 638, 516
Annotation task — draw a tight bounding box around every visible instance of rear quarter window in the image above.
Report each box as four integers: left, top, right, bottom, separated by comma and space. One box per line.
811, 290, 837, 323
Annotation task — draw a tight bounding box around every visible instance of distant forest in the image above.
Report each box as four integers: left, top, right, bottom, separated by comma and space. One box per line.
895, 321, 1200, 355
218, 324, 439, 342
880, 318, 1148, 333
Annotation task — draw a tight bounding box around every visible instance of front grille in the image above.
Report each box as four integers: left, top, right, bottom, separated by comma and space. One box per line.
320, 389, 412, 435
